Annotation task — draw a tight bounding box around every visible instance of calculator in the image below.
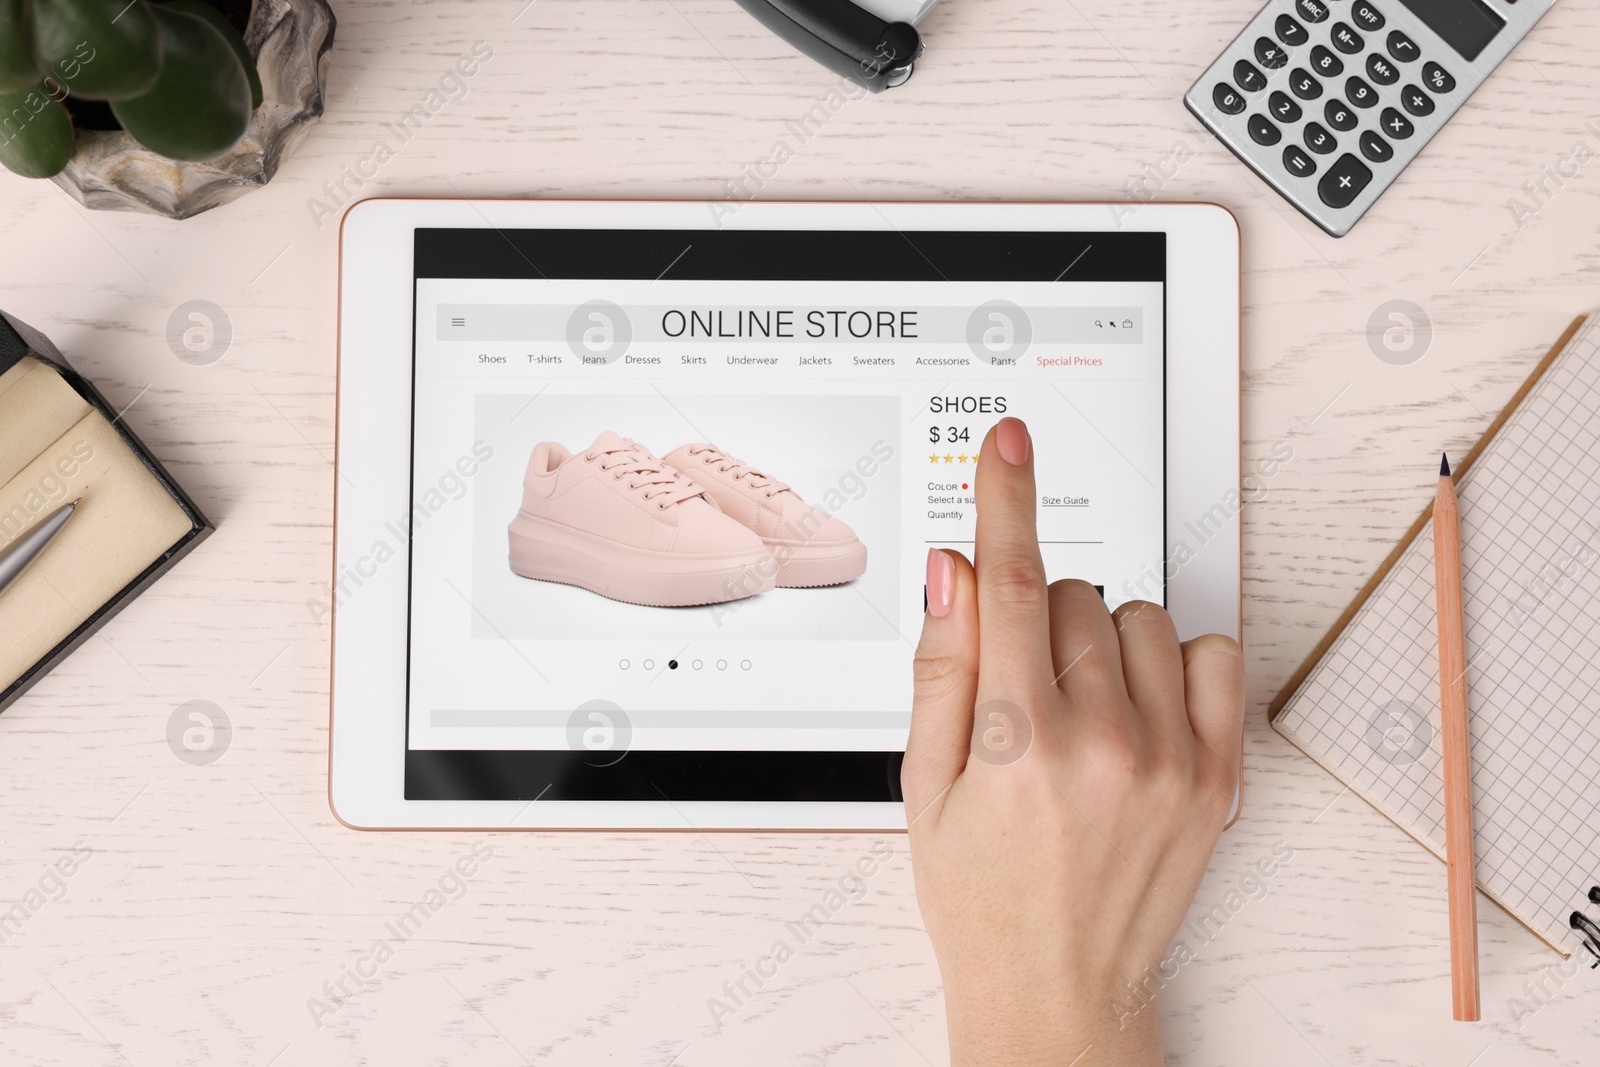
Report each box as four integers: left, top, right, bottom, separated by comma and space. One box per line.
1185, 0, 1558, 236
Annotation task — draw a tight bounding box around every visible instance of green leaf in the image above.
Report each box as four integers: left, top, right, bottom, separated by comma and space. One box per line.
157, 0, 260, 110
0, 83, 75, 177
0, 0, 41, 93
110, 4, 251, 162
32, 0, 163, 101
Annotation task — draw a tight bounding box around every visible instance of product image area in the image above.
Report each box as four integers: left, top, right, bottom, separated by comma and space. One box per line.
396, 227, 1167, 798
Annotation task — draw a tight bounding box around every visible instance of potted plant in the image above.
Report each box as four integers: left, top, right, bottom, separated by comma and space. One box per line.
0, 0, 333, 218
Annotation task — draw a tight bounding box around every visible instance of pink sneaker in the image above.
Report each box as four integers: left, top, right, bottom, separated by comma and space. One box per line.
662, 444, 867, 588
508, 431, 775, 607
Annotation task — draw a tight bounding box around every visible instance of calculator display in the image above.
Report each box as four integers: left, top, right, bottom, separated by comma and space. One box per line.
1395, 0, 1505, 61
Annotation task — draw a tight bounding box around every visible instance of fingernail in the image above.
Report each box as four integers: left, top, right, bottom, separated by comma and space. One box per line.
996, 417, 1030, 466
926, 548, 954, 618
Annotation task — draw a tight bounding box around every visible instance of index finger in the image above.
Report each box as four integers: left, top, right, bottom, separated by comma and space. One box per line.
973, 417, 1056, 703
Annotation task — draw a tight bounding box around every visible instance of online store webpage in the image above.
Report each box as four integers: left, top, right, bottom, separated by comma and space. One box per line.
405, 229, 1164, 770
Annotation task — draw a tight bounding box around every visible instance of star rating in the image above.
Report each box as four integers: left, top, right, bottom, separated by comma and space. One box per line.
929, 453, 972, 463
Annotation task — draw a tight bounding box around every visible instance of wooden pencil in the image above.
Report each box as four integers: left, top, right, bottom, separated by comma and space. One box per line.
1435, 453, 1480, 1021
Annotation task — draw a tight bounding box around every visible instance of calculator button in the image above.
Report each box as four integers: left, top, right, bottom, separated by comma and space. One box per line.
1423, 61, 1455, 93
1401, 84, 1435, 116
1318, 153, 1373, 208
1386, 30, 1419, 62
1359, 130, 1393, 162
1213, 82, 1247, 114
1311, 45, 1344, 76
1351, 1, 1385, 30
1276, 14, 1309, 46
1345, 75, 1378, 107
1255, 37, 1290, 70
1289, 68, 1324, 99
1234, 59, 1268, 93
1270, 91, 1303, 123
1303, 122, 1338, 154
1283, 144, 1317, 177
1330, 23, 1364, 54
1379, 106, 1414, 138
1248, 114, 1283, 145
1331, 22, 1369, 53
1366, 53, 1398, 85
1324, 99, 1357, 131
1296, 0, 1329, 23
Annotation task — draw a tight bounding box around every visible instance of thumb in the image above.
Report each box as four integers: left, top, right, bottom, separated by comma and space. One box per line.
903, 549, 979, 827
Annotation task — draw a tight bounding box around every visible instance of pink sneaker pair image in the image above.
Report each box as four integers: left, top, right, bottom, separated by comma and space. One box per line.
508, 431, 868, 607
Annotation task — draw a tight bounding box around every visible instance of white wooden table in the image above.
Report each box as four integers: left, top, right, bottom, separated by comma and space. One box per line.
2, 1, 1598, 1063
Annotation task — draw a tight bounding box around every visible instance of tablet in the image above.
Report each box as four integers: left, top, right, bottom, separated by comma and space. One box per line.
331, 199, 1241, 831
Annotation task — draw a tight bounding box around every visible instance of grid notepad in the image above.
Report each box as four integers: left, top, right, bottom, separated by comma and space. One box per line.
1274, 315, 1600, 956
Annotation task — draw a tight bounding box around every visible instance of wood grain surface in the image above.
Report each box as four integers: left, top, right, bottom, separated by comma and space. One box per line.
1, 0, 1597, 1063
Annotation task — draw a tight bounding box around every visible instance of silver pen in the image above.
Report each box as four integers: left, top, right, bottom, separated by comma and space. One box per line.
0, 499, 79, 597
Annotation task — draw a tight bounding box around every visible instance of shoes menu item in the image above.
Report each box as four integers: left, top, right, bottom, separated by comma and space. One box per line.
508, 431, 775, 607
663, 444, 867, 588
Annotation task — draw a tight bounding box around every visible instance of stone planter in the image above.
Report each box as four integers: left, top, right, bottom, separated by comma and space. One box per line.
52, 0, 336, 219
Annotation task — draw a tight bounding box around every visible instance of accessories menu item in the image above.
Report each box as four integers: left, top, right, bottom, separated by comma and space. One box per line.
507, 431, 775, 607
664, 443, 868, 589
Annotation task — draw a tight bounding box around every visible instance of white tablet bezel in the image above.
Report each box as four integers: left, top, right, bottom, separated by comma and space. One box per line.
330, 199, 1240, 832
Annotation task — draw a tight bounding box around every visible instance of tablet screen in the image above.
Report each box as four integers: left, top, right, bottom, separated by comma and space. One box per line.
401, 228, 1165, 802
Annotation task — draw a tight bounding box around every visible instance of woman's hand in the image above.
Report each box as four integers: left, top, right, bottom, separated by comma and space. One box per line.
904, 416, 1244, 1067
